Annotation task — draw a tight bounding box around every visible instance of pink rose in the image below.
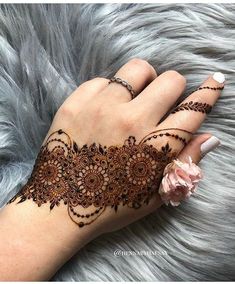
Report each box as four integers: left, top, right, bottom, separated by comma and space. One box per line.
159, 156, 203, 206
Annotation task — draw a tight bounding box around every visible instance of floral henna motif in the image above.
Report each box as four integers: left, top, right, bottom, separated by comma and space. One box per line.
171, 101, 212, 114
171, 85, 224, 115
8, 128, 191, 227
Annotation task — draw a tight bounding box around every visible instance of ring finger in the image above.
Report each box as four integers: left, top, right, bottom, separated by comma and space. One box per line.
101, 58, 158, 103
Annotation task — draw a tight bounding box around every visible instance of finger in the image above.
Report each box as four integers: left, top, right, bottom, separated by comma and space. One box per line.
144, 133, 221, 214
101, 58, 157, 103
159, 72, 226, 133
127, 70, 186, 125
178, 133, 221, 164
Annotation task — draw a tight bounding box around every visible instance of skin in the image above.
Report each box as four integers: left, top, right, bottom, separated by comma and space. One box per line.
0, 58, 224, 280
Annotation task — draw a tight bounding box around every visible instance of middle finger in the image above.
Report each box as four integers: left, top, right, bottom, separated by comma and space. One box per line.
126, 70, 186, 125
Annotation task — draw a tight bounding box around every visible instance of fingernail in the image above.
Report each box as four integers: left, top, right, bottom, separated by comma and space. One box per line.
213, 72, 225, 84
200, 136, 221, 157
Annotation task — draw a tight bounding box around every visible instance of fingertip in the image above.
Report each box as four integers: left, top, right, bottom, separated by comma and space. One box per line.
212, 72, 225, 84
178, 133, 214, 164
200, 135, 221, 158
199, 72, 225, 98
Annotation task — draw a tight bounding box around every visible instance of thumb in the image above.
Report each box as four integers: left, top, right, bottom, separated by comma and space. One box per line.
177, 133, 221, 164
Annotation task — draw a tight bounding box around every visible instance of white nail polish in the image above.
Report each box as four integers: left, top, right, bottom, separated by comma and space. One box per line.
200, 136, 221, 157
213, 72, 225, 84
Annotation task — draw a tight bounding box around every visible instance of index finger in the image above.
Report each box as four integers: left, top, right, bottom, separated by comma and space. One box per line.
158, 72, 225, 133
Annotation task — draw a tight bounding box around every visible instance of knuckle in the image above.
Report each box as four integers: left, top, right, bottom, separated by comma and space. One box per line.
118, 111, 139, 131
90, 102, 107, 119
78, 77, 109, 92
90, 77, 109, 84
93, 106, 105, 119
165, 70, 186, 84
129, 58, 148, 66
129, 58, 153, 75
78, 80, 94, 89
120, 118, 134, 131
57, 103, 75, 118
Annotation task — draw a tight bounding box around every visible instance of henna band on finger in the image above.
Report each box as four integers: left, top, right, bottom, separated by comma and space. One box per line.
7, 128, 192, 228
108, 76, 136, 99
170, 84, 223, 115
171, 101, 212, 114
196, 85, 224, 92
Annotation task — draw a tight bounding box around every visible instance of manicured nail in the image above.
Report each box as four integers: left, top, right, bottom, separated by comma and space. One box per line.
200, 136, 221, 157
213, 72, 225, 84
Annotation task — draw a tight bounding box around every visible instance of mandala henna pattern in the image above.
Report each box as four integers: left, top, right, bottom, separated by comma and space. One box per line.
8, 128, 192, 227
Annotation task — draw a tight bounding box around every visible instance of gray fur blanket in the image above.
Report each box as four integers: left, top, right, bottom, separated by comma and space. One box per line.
0, 4, 234, 281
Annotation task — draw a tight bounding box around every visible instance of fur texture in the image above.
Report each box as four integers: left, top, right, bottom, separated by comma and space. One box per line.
0, 4, 234, 281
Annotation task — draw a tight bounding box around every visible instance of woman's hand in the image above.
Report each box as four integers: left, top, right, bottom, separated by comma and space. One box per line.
1, 58, 224, 280
8, 58, 224, 233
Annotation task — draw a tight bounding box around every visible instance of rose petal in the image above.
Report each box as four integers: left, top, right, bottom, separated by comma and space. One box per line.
159, 156, 203, 207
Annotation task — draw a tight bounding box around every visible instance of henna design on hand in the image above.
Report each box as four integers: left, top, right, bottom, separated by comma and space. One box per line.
196, 85, 224, 91
8, 128, 191, 228
171, 101, 212, 114
171, 85, 223, 115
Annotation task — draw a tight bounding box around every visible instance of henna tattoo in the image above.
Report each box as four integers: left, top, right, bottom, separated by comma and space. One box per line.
8, 128, 191, 228
196, 85, 224, 91
171, 84, 223, 115
139, 128, 192, 147
171, 101, 212, 114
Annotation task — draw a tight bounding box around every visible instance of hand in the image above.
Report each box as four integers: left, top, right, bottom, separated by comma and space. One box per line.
8, 58, 225, 235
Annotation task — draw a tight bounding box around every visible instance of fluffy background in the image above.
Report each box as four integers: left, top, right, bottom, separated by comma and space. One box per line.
0, 3, 234, 281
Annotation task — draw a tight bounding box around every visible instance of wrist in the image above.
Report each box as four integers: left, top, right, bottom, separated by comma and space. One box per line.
0, 199, 100, 280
